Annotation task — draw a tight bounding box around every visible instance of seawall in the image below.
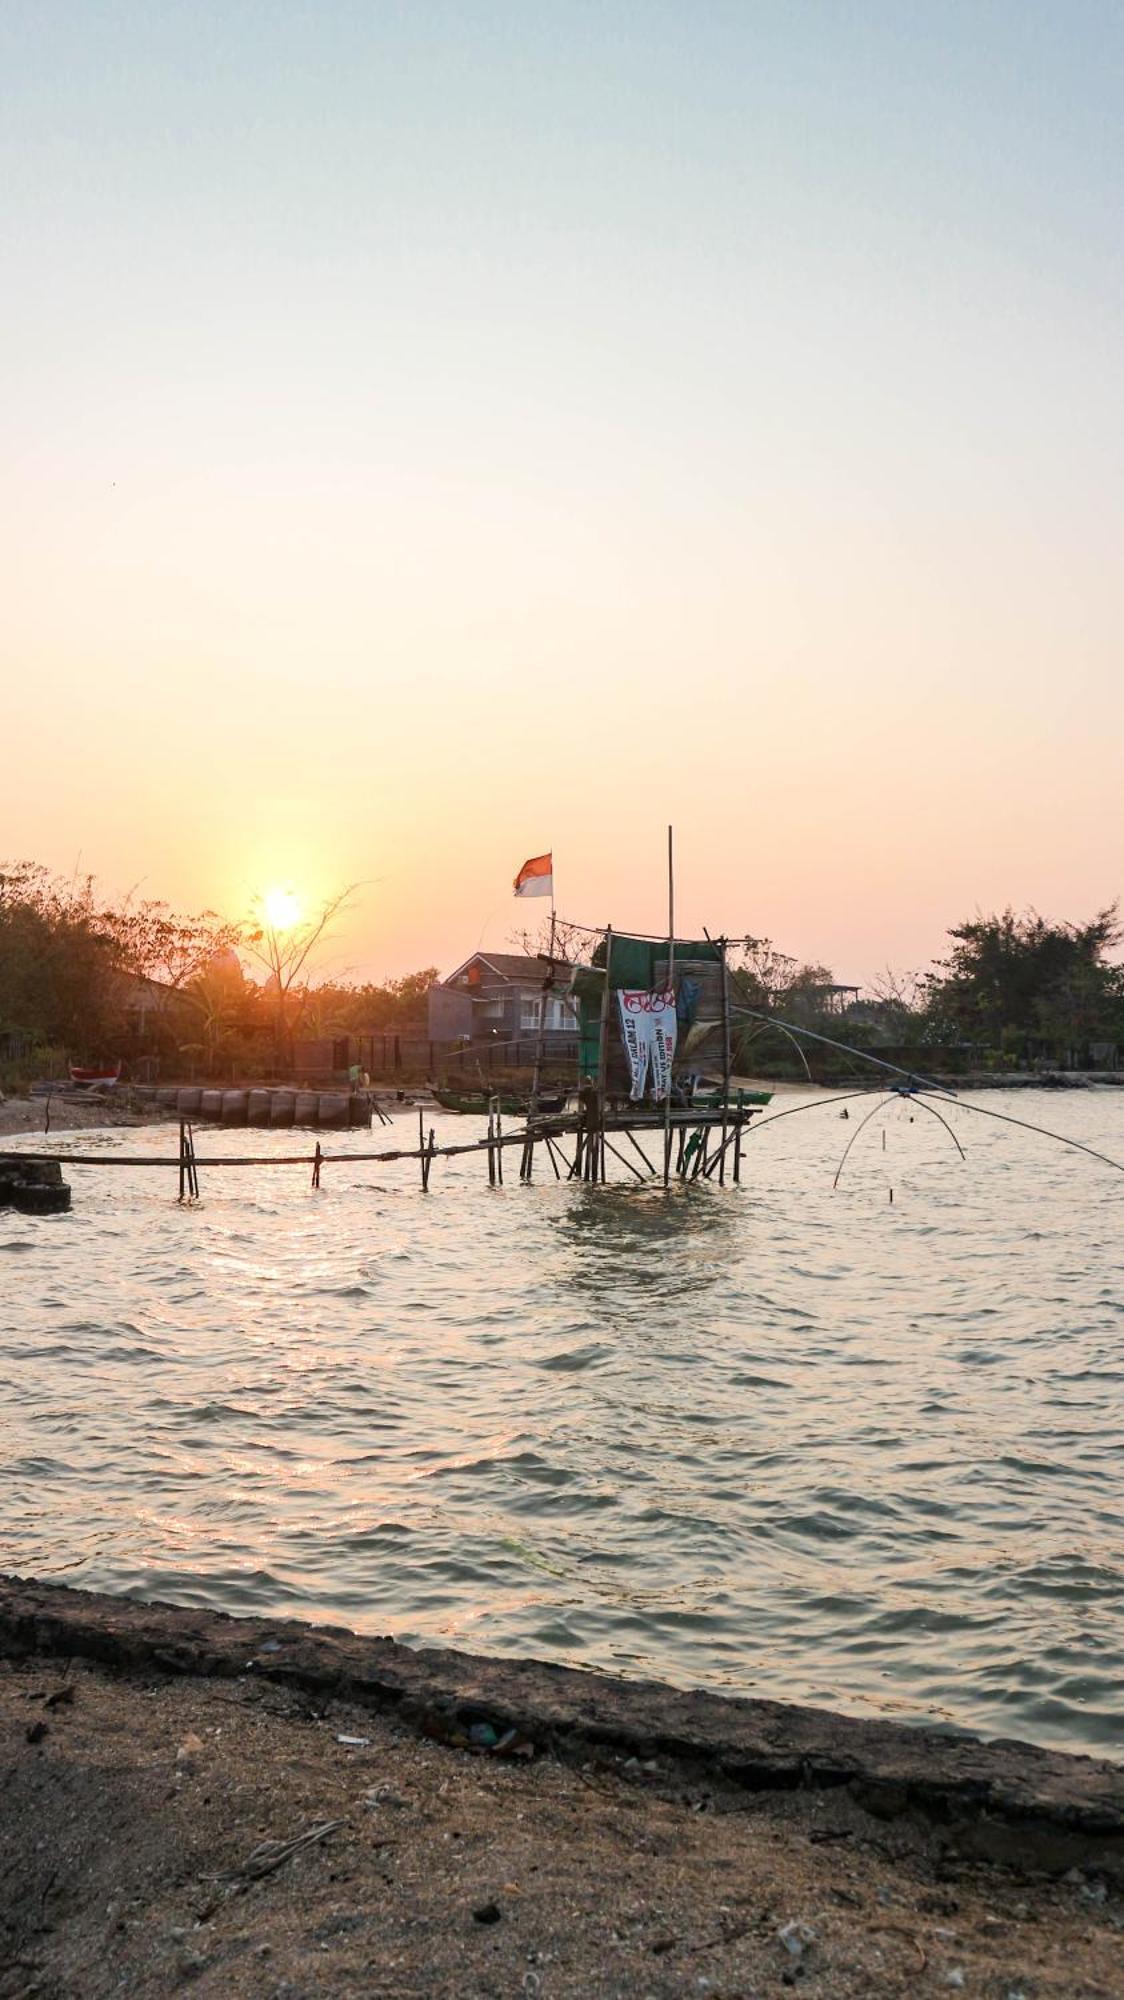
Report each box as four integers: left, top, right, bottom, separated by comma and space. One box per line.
2, 1575, 1121, 1881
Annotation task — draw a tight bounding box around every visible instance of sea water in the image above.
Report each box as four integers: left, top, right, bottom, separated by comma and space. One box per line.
1, 1088, 1121, 1759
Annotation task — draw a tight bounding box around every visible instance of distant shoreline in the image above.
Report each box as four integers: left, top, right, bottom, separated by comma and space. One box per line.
3, 1069, 1123, 1146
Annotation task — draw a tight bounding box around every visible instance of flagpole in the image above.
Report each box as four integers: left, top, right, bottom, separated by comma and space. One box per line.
523, 857, 554, 1176
663, 824, 675, 1186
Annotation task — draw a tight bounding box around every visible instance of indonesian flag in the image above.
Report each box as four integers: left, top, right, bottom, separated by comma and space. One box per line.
513, 852, 553, 898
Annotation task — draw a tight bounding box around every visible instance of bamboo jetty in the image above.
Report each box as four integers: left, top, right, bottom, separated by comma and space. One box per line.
1, 1091, 765, 1207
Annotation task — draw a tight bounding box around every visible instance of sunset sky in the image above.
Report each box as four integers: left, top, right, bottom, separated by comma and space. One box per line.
4, 3, 1121, 987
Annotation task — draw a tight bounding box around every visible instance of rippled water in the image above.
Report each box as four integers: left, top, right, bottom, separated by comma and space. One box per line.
2, 1089, 1122, 1759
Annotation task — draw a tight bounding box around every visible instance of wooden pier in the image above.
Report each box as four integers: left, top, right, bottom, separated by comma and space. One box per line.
0, 1096, 763, 1206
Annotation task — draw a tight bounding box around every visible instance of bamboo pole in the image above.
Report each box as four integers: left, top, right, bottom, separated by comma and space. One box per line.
601, 1133, 647, 1182
524, 905, 556, 1181
719, 938, 731, 1186
663, 827, 675, 1186
624, 1128, 657, 1176
595, 927, 613, 1183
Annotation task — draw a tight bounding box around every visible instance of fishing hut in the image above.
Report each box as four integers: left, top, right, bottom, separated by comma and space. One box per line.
515, 924, 764, 1185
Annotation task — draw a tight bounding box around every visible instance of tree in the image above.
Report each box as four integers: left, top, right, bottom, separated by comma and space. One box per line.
921, 905, 1123, 1060
242, 886, 358, 1068
0, 862, 125, 1057
102, 896, 242, 995
0, 862, 250, 1067
178, 951, 251, 1070
719, 937, 835, 1077
509, 915, 592, 970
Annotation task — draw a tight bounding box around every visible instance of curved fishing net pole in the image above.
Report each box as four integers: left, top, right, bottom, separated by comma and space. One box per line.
732, 1014, 815, 1083
832, 1093, 895, 1188
727, 1003, 955, 1096
909, 1092, 966, 1163
929, 1094, 1124, 1177
699, 925, 815, 1084
832, 1091, 967, 1187
703, 1088, 880, 1178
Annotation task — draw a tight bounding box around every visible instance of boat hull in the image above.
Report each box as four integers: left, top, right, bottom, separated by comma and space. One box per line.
68, 1063, 122, 1088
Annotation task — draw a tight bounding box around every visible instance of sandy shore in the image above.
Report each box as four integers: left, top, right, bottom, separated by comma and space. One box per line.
0, 1092, 157, 1140
1, 1580, 1120, 1998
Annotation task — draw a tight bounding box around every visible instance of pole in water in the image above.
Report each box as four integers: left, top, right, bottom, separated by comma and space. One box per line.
178, 1120, 199, 1201
312, 1141, 322, 1189
663, 824, 675, 1187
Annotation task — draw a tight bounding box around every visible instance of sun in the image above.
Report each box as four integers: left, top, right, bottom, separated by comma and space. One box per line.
263, 885, 302, 932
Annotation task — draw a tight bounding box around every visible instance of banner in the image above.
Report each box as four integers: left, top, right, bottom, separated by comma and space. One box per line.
647, 990, 677, 1102
616, 989, 677, 1101
616, 991, 651, 1099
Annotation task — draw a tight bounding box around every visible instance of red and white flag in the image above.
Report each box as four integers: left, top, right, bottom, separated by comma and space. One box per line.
513, 852, 553, 899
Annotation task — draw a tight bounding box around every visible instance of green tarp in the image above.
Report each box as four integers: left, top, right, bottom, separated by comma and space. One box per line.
574, 934, 722, 1076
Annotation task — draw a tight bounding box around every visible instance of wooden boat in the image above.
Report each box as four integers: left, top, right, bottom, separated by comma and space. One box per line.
68, 1062, 123, 1088
431, 1085, 569, 1116
689, 1085, 772, 1108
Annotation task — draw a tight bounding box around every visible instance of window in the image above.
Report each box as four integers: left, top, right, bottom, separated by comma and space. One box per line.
517, 993, 575, 1032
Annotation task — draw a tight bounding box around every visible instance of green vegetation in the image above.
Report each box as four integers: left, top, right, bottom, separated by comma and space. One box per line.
731, 910, 1124, 1080
0, 861, 438, 1083
920, 907, 1124, 1068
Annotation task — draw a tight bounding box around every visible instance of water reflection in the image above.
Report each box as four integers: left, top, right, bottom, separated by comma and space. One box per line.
549, 1181, 739, 1309
2, 1096, 1123, 1760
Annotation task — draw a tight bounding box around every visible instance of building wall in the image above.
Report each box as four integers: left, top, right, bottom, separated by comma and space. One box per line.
427, 986, 474, 1041
429, 976, 577, 1047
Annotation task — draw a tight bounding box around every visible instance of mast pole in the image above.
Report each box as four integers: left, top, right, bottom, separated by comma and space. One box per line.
663, 824, 675, 1186
523, 885, 555, 1179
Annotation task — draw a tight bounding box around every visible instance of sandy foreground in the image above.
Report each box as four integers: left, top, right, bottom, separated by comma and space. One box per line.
1, 1584, 1121, 2000
0, 1094, 152, 1140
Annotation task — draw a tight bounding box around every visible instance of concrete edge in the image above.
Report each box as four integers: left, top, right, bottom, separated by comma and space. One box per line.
3, 1575, 1121, 1876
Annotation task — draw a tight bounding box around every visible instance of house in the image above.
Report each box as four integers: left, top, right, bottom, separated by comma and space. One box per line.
428, 952, 579, 1051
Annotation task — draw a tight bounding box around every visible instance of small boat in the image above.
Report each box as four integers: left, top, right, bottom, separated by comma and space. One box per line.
68, 1062, 123, 1089
431, 1085, 569, 1116
687, 1085, 772, 1109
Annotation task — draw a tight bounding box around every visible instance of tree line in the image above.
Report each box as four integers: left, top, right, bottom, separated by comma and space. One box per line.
730, 908, 1124, 1075
2, 859, 1121, 1083
0, 861, 438, 1082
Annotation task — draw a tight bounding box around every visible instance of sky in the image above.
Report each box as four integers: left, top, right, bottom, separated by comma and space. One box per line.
3, 1, 1122, 987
